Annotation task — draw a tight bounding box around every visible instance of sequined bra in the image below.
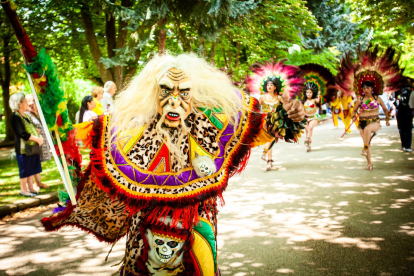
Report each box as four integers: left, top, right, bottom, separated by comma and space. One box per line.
360, 97, 379, 112
261, 97, 280, 113
304, 100, 318, 115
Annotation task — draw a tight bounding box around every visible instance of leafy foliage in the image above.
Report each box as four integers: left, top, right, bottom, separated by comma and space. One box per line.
302, 0, 372, 58
286, 47, 341, 75
346, 0, 414, 35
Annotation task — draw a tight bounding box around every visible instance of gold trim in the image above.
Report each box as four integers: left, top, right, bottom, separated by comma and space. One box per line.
98, 93, 253, 198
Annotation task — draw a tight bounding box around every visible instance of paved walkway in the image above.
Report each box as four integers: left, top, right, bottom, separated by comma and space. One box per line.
0, 119, 413, 276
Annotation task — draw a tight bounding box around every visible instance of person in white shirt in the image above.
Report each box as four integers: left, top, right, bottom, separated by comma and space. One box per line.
101, 81, 117, 113
79, 95, 98, 123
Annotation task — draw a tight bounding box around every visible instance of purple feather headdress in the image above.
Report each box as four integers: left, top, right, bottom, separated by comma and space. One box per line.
336, 45, 405, 96
245, 59, 304, 99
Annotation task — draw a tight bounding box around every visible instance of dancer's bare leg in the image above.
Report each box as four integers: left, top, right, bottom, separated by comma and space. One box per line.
266, 148, 273, 171
305, 119, 318, 152
359, 122, 381, 169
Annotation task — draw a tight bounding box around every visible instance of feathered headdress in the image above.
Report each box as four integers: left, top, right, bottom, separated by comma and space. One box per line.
336, 45, 404, 97
245, 59, 304, 99
299, 63, 336, 103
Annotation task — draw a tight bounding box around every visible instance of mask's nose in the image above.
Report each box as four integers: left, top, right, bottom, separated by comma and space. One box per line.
169, 93, 181, 108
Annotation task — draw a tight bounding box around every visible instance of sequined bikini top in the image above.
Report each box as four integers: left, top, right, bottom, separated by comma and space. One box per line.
304, 99, 318, 114
261, 96, 280, 113
360, 97, 379, 111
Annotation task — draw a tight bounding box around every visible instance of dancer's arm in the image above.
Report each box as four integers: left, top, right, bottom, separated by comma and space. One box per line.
352, 99, 361, 122
378, 97, 391, 126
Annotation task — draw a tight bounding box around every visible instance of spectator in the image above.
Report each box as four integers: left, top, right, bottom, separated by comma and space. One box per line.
25, 94, 50, 189
9, 93, 44, 197
395, 85, 413, 152
79, 95, 98, 123
101, 81, 117, 113
91, 86, 104, 115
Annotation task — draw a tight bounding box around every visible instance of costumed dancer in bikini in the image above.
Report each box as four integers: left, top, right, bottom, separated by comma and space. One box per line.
336, 46, 404, 170
259, 77, 282, 170
299, 64, 336, 152
245, 60, 305, 171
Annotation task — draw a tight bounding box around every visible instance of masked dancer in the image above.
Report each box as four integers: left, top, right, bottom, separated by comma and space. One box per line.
42, 54, 306, 275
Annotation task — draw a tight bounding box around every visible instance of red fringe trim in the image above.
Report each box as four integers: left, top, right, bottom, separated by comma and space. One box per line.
227, 97, 262, 177
89, 117, 230, 221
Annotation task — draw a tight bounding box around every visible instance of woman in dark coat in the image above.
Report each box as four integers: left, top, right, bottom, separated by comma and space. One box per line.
9, 93, 44, 197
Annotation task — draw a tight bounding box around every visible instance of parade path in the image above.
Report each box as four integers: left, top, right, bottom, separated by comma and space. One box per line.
1, 119, 413, 276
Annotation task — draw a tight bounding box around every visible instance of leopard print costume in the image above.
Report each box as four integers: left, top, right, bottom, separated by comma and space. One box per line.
42, 93, 273, 275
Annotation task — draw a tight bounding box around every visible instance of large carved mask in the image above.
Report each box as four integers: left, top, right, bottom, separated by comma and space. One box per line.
157, 68, 193, 128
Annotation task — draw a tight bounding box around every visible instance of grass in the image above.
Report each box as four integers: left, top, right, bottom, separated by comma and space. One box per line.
0, 148, 90, 206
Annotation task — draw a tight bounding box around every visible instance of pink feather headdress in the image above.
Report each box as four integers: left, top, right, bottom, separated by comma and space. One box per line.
245, 59, 304, 99
336, 45, 404, 97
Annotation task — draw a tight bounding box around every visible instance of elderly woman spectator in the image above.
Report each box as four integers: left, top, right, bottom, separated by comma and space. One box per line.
25, 94, 50, 189
91, 86, 104, 115
9, 93, 44, 197
101, 81, 117, 113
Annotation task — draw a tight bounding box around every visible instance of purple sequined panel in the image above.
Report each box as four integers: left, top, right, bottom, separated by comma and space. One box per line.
110, 118, 237, 187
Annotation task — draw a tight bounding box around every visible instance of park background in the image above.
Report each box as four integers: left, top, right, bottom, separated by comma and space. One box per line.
0, 0, 413, 203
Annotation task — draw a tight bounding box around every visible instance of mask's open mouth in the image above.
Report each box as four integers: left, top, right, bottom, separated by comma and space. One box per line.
166, 112, 180, 121
156, 248, 173, 259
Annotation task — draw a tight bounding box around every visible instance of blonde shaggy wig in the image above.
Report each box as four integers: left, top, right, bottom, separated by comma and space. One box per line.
110, 53, 244, 154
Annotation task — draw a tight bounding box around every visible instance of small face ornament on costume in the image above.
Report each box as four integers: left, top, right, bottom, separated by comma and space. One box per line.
152, 234, 184, 264
158, 68, 192, 128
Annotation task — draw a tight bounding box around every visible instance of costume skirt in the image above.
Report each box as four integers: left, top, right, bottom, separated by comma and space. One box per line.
16, 153, 42, 178
358, 116, 380, 130
306, 114, 320, 122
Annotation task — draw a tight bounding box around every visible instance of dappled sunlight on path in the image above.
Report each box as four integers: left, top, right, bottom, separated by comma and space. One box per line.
217, 120, 414, 275
0, 209, 125, 276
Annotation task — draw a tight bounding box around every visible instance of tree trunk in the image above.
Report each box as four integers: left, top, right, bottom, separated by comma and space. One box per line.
222, 46, 229, 68
79, 2, 113, 83
158, 18, 167, 55
201, 39, 207, 58
235, 42, 241, 68
105, 12, 124, 90
210, 40, 217, 66
0, 35, 14, 142
125, 49, 142, 82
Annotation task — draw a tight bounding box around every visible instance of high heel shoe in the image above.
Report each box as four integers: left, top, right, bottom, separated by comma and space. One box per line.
361, 150, 368, 156
366, 164, 373, 170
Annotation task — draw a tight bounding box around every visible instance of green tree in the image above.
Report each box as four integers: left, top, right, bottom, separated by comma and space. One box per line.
302, 0, 372, 58
346, 0, 414, 34
211, 0, 319, 80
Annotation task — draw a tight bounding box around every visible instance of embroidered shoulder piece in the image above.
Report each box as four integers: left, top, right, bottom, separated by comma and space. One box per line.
90, 93, 262, 213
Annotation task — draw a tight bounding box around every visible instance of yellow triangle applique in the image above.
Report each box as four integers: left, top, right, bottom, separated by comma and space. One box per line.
188, 134, 213, 162
154, 158, 166, 173
214, 114, 228, 125
118, 126, 146, 153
